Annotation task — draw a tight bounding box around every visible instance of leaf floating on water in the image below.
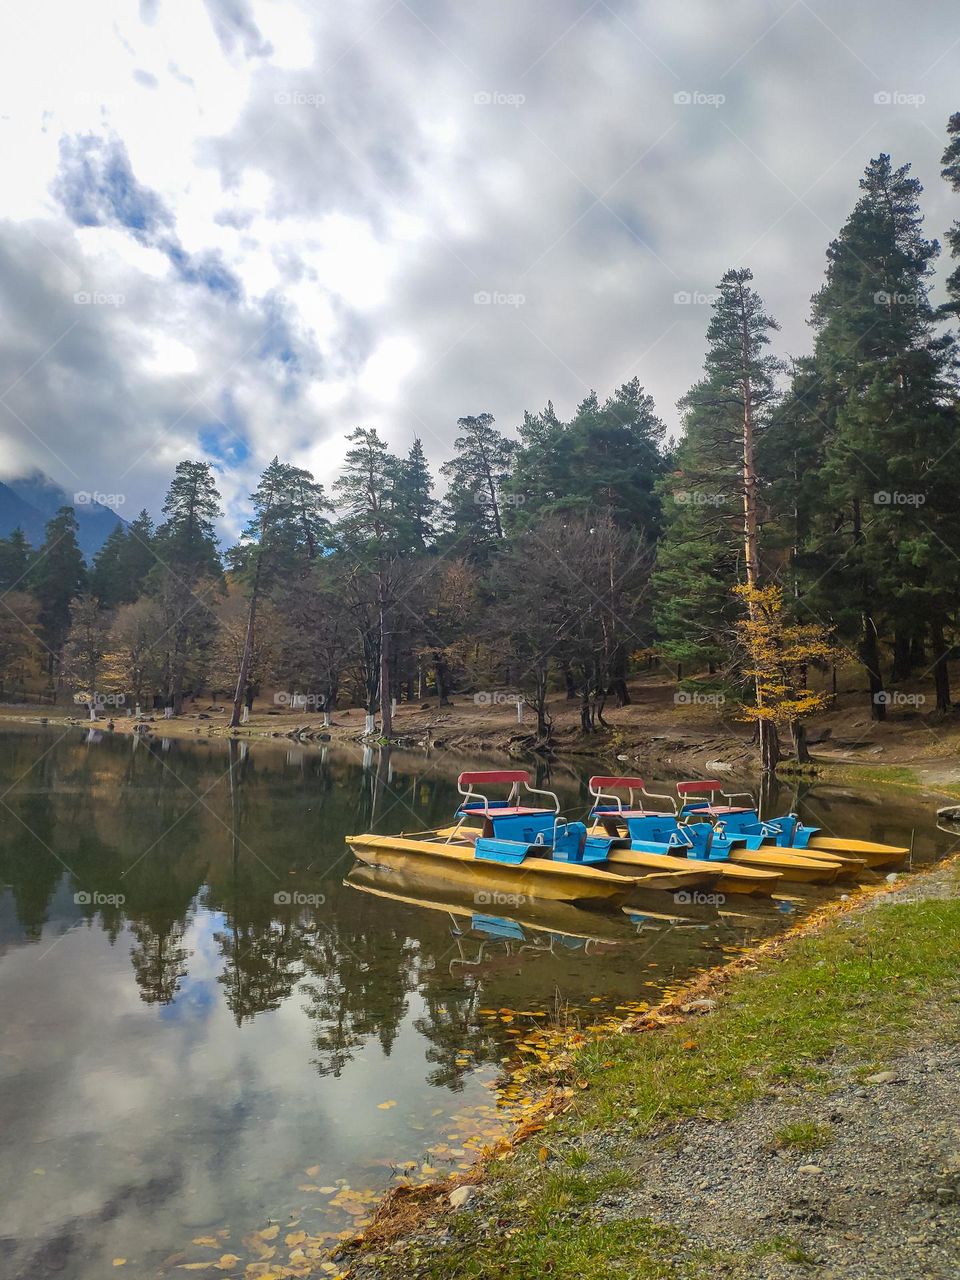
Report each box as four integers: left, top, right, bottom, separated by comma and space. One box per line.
193, 1237, 220, 1248
215, 1255, 241, 1271
178, 1266, 210, 1272
112, 1261, 126, 1268
304, 1165, 322, 1177
318, 1185, 337, 1194
258, 1226, 280, 1241
377, 1100, 397, 1110
284, 1232, 306, 1247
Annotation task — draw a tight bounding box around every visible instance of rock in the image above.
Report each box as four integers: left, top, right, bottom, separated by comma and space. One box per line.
936, 1187, 956, 1205
681, 998, 718, 1013
798, 1164, 823, 1175
866, 1071, 899, 1084
448, 1185, 477, 1210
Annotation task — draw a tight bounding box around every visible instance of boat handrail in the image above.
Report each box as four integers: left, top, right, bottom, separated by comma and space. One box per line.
456, 769, 559, 815
588, 775, 677, 815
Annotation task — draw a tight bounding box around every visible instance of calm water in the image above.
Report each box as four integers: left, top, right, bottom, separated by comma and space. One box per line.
0, 726, 948, 1278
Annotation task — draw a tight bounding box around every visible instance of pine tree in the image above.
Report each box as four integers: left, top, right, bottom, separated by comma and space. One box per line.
790, 154, 955, 715
941, 111, 960, 315
148, 462, 224, 710
227, 458, 331, 726
395, 437, 436, 550
153, 460, 223, 581
505, 381, 665, 533
89, 524, 130, 608
28, 506, 86, 673
334, 428, 407, 736
0, 527, 31, 593
440, 413, 513, 557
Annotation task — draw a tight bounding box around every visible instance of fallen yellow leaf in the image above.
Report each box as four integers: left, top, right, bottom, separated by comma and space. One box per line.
285, 1231, 306, 1246
112, 1261, 126, 1268
193, 1237, 220, 1248
258, 1226, 280, 1241
216, 1255, 241, 1270
377, 1100, 397, 1109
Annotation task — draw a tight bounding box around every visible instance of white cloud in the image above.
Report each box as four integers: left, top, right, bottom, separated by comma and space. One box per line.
0, 0, 957, 542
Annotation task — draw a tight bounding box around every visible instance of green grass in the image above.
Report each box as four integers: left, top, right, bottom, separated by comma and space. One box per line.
772, 1120, 834, 1152
358, 894, 960, 1279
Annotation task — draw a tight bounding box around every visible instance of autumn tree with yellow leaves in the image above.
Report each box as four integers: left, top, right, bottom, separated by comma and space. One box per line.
733, 583, 840, 764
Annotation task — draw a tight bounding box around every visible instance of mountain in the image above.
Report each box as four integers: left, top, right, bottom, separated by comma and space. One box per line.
0, 470, 127, 560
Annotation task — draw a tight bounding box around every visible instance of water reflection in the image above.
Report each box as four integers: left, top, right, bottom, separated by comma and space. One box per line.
0, 725, 948, 1280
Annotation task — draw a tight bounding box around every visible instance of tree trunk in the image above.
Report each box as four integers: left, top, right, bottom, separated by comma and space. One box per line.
230, 561, 262, 728
790, 718, 811, 764
861, 615, 885, 720
891, 628, 912, 683
378, 567, 392, 739
931, 616, 951, 713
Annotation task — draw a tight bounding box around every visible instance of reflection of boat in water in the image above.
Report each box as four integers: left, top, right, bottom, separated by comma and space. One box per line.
346, 863, 640, 947
347, 771, 710, 906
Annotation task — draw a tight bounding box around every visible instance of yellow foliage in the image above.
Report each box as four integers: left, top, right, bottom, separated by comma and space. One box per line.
733, 583, 839, 727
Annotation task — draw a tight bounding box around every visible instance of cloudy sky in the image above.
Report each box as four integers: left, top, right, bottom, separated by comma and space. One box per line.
0, 0, 957, 535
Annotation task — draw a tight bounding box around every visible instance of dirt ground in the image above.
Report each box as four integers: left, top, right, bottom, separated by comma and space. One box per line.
4, 668, 960, 788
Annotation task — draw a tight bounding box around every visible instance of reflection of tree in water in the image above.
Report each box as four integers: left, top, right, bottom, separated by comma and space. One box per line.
300, 918, 418, 1078
215, 915, 306, 1024
414, 979, 501, 1090
129, 918, 190, 1004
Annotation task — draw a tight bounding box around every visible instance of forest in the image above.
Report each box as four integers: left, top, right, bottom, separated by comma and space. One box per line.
2, 125, 960, 772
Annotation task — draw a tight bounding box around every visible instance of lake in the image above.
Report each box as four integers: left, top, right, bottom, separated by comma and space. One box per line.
0, 725, 946, 1278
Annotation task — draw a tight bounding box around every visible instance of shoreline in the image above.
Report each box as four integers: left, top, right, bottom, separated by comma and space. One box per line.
4, 698, 960, 801
347, 854, 960, 1279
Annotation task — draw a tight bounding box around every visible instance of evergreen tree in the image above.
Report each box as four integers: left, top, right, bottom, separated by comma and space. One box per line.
941, 111, 960, 316
505, 381, 665, 533
785, 154, 955, 715
153, 460, 223, 581
334, 428, 408, 735
117, 509, 158, 600
0, 528, 31, 594
394, 437, 436, 550
89, 524, 130, 608
440, 413, 513, 557
147, 462, 224, 710
227, 457, 331, 726
28, 506, 86, 672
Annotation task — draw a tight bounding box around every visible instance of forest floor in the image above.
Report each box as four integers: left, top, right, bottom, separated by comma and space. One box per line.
5, 667, 960, 792
347, 858, 960, 1280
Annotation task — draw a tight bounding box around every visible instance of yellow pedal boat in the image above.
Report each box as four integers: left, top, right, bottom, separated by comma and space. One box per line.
345, 833, 648, 906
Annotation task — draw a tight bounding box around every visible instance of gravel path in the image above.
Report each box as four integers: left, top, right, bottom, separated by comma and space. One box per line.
588, 1040, 960, 1279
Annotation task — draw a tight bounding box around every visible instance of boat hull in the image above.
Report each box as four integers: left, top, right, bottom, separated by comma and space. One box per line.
603, 847, 780, 897
727, 848, 841, 884
345, 834, 642, 905
805, 836, 908, 869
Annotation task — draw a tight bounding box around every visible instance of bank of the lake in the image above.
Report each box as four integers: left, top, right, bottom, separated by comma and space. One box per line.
351, 861, 960, 1280
8, 671, 960, 796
